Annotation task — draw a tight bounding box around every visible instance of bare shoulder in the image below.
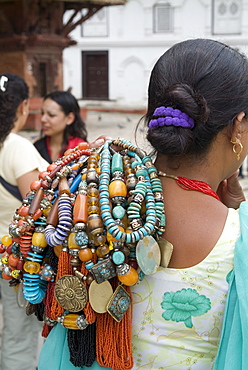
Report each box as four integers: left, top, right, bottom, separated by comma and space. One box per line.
163, 192, 229, 268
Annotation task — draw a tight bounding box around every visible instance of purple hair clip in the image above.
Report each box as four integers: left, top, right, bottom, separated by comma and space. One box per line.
148, 106, 195, 129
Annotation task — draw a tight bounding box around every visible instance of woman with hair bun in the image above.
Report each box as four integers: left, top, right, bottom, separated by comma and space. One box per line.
0, 73, 48, 370
27, 38, 248, 369
131, 38, 248, 369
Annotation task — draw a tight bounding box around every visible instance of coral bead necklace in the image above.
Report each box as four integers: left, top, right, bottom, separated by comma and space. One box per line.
158, 171, 220, 201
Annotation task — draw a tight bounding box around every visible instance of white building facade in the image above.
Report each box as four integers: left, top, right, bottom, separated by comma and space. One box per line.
63, 0, 248, 110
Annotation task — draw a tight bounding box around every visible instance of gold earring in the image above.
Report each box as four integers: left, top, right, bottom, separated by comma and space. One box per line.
230, 139, 243, 160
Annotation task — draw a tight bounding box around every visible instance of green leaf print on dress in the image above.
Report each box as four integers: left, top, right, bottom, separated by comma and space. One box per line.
161, 288, 211, 328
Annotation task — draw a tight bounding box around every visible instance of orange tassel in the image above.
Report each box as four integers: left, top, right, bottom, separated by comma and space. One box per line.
96, 286, 133, 370
50, 250, 72, 321
42, 281, 55, 337
41, 323, 52, 338
81, 257, 96, 324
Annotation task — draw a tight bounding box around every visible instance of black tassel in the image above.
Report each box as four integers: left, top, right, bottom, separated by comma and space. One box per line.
48, 244, 59, 273
67, 323, 96, 367
35, 301, 45, 321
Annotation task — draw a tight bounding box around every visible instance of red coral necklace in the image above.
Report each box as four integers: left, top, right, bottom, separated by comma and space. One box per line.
158, 171, 220, 201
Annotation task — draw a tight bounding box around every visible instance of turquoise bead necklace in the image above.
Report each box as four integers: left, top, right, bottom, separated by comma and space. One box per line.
99, 139, 165, 242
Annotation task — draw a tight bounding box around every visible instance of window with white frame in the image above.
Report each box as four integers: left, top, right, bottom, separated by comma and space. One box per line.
212, 0, 242, 35
81, 8, 108, 37
153, 3, 173, 33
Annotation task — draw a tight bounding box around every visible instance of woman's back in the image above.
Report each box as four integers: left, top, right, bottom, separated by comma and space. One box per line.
132, 201, 239, 369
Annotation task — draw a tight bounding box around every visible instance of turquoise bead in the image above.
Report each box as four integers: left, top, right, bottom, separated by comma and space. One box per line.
136, 169, 147, 177
112, 251, 125, 265
108, 225, 119, 234
86, 262, 94, 269
126, 233, 131, 243
115, 230, 124, 240
111, 153, 123, 173
112, 205, 126, 219
131, 161, 141, 169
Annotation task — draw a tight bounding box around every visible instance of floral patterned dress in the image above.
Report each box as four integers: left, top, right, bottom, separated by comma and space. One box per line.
131, 208, 240, 370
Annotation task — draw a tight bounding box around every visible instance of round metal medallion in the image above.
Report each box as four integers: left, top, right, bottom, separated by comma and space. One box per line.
54, 275, 87, 312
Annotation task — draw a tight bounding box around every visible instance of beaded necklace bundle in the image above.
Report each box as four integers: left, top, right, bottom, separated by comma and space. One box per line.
0, 139, 165, 369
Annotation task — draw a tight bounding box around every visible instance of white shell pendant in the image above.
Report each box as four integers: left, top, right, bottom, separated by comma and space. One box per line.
136, 235, 161, 275
89, 280, 113, 313
157, 237, 173, 267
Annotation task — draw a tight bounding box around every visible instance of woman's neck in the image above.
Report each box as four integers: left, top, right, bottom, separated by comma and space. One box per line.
154, 153, 221, 192
47, 133, 65, 161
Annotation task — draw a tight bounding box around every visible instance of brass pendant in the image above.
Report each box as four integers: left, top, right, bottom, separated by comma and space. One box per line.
89, 280, 113, 313
107, 285, 131, 322
157, 237, 173, 267
54, 275, 87, 312
136, 235, 161, 275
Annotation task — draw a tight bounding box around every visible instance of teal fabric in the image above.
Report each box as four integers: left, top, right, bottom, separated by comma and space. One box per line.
38, 323, 111, 370
214, 201, 248, 370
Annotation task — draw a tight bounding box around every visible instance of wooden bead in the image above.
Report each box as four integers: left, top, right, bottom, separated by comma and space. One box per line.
58, 177, 70, 195
87, 214, 103, 235
46, 198, 59, 227
28, 188, 44, 215
33, 208, 43, 220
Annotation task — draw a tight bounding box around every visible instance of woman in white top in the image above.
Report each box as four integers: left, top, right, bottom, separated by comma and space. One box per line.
0, 73, 48, 370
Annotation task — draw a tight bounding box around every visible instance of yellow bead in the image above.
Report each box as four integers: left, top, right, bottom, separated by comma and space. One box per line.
32, 232, 47, 248
63, 314, 80, 330
1, 235, 12, 247
1, 257, 8, 265
11, 270, 21, 279
24, 261, 41, 274
42, 207, 51, 217
68, 232, 80, 250
109, 180, 127, 198
118, 266, 139, 286
87, 188, 99, 197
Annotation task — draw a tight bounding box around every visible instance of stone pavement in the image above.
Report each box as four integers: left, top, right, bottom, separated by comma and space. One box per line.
1, 110, 248, 368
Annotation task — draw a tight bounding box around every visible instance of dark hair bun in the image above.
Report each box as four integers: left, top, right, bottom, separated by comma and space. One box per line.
163, 84, 210, 124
